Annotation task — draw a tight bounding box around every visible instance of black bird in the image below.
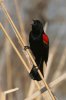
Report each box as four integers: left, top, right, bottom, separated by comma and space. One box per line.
29, 20, 49, 81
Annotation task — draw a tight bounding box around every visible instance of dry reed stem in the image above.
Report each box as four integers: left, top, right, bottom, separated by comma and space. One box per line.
6, 40, 13, 100
4, 88, 19, 94
0, 88, 19, 100
0, 23, 40, 98
14, 0, 26, 43
0, 23, 55, 99
1, 93, 6, 100
0, 0, 3, 5
25, 73, 66, 100
27, 81, 35, 97
0, 23, 30, 72
45, 41, 60, 80
0, 23, 42, 96
52, 49, 66, 80
0, 2, 56, 99
14, 0, 33, 71
0, 1, 55, 99
10, 0, 43, 97
2, 0, 42, 94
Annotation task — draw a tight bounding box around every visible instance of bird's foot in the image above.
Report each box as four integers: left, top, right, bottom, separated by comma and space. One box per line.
29, 66, 42, 81
24, 46, 30, 50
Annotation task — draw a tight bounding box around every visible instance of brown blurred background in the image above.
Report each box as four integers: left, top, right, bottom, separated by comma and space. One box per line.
0, 0, 66, 100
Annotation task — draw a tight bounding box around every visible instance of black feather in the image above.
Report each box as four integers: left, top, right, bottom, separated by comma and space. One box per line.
29, 20, 49, 81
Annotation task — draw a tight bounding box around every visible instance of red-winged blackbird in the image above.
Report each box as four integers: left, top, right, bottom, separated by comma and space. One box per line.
29, 20, 49, 81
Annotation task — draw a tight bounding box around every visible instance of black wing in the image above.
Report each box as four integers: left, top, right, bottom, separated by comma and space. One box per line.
42, 40, 49, 64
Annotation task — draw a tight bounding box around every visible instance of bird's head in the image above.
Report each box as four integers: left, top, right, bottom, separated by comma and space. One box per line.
32, 20, 43, 35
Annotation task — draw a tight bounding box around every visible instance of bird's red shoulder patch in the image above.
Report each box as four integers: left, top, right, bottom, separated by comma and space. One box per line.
42, 32, 49, 44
